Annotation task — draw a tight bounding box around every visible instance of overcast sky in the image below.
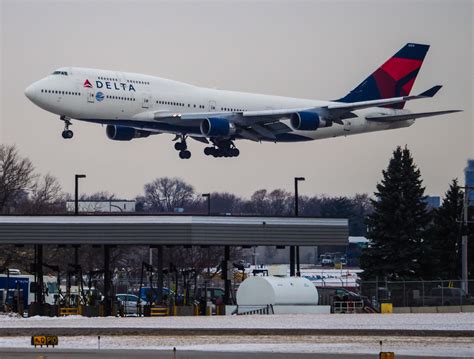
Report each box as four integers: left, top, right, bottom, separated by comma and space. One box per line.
1, 0, 472, 200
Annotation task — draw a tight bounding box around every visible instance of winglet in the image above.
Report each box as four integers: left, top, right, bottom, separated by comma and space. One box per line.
418, 85, 442, 98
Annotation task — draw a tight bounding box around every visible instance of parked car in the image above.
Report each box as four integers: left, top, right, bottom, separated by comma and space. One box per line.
194, 287, 225, 304
321, 255, 334, 267
139, 287, 184, 304
115, 294, 143, 315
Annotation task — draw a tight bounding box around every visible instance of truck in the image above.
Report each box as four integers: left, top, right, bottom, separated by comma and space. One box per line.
0, 272, 59, 311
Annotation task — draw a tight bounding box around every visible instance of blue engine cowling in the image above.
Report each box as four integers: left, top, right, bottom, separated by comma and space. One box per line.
106, 125, 151, 141
290, 111, 328, 131
200, 118, 236, 137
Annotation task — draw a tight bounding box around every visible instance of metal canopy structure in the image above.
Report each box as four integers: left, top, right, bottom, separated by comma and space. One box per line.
0, 215, 348, 246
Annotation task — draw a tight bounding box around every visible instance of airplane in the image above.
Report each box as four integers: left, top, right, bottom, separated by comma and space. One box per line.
25, 43, 460, 159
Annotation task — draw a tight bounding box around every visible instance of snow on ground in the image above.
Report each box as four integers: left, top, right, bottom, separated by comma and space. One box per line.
0, 313, 473, 331
0, 335, 473, 357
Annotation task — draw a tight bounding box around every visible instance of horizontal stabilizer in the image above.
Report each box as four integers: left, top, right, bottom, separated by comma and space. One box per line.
366, 110, 462, 122
418, 85, 442, 98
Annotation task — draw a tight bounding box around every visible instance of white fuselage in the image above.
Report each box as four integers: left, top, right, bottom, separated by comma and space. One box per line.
25, 67, 413, 142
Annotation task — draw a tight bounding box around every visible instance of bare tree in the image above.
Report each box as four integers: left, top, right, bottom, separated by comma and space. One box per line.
27, 174, 64, 214
0, 144, 35, 213
80, 191, 116, 201
246, 189, 293, 216
141, 177, 195, 212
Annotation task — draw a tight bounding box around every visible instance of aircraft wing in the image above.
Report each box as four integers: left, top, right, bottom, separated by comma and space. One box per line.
366, 110, 462, 122
128, 85, 450, 141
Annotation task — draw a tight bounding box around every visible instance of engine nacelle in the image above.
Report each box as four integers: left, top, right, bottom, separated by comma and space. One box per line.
200, 117, 236, 137
106, 125, 151, 141
290, 111, 329, 131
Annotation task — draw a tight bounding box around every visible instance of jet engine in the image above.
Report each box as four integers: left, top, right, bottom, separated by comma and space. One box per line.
290, 111, 329, 131
106, 125, 151, 141
200, 118, 236, 137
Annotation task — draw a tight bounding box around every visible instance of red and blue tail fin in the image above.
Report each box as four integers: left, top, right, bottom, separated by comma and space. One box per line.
337, 43, 430, 109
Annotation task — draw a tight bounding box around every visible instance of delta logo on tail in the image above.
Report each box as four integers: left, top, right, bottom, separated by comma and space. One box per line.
337, 43, 430, 109
83, 79, 93, 88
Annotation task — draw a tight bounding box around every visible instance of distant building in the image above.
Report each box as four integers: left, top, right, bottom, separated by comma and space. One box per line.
465, 159, 474, 204
66, 200, 136, 213
425, 196, 441, 210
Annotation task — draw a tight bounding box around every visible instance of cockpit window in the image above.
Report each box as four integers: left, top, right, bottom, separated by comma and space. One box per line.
52, 70, 68, 76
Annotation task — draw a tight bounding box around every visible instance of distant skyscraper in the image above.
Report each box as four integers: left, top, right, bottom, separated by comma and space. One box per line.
465, 159, 474, 204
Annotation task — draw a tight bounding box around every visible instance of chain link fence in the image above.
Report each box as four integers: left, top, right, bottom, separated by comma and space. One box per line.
359, 279, 474, 307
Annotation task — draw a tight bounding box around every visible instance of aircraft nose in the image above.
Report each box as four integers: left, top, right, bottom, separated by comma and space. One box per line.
25, 83, 37, 101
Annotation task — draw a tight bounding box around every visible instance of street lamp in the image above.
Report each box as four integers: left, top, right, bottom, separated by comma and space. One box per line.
294, 177, 305, 277
202, 193, 211, 216
73, 174, 86, 286
294, 177, 305, 217
74, 174, 86, 215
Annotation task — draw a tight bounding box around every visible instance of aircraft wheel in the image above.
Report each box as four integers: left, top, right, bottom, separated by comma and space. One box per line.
175, 142, 186, 151
62, 130, 73, 139
231, 148, 240, 157
204, 147, 213, 156
179, 150, 191, 159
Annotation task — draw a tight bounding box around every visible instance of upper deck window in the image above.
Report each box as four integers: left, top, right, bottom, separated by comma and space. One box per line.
52, 70, 68, 76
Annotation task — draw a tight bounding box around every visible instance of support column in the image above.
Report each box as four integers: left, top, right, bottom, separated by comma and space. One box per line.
224, 246, 230, 305
103, 245, 111, 316
290, 246, 295, 276
296, 246, 301, 277
157, 245, 164, 304
37, 245, 44, 306
73, 245, 80, 286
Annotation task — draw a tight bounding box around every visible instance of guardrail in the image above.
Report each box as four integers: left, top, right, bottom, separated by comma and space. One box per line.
58, 307, 80, 316
236, 304, 274, 315
333, 300, 364, 314
149, 306, 169, 317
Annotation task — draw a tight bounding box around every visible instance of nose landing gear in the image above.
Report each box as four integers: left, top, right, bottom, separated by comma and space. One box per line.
60, 115, 73, 139
173, 135, 191, 159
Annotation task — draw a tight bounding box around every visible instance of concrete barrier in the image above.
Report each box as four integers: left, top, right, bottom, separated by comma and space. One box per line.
393, 305, 474, 313
461, 305, 474, 313
393, 307, 411, 314
437, 306, 462, 313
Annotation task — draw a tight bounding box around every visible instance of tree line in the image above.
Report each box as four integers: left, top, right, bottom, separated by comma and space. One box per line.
0, 144, 372, 236
360, 146, 473, 281
1, 143, 472, 281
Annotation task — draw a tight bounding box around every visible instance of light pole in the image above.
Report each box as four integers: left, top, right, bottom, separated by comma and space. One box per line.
202, 193, 211, 216
74, 174, 86, 288
74, 174, 86, 215
295, 177, 305, 276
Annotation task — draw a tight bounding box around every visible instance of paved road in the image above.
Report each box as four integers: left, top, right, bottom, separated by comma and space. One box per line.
0, 349, 468, 359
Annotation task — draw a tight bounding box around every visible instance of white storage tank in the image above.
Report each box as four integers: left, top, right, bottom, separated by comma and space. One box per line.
236, 276, 318, 306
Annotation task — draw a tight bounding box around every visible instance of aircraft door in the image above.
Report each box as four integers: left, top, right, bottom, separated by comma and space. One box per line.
142, 94, 150, 109
209, 100, 216, 112
87, 92, 95, 103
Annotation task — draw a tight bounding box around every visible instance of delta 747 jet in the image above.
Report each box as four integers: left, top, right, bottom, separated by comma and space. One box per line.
25, 43, 460, 159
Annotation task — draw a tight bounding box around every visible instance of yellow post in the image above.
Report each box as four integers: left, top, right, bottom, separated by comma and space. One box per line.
380, 303, 393, 314
379, 352, 395, 359
173, 305, 177, 316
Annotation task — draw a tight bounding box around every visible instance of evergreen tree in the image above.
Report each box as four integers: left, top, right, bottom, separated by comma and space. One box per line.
422, 180, 463, 279
360, 146, 430, 280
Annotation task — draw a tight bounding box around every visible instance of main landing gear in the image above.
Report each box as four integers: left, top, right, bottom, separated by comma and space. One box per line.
204, 140, 240, 158
60, 115, 73, 139
174, 136, 191, 159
